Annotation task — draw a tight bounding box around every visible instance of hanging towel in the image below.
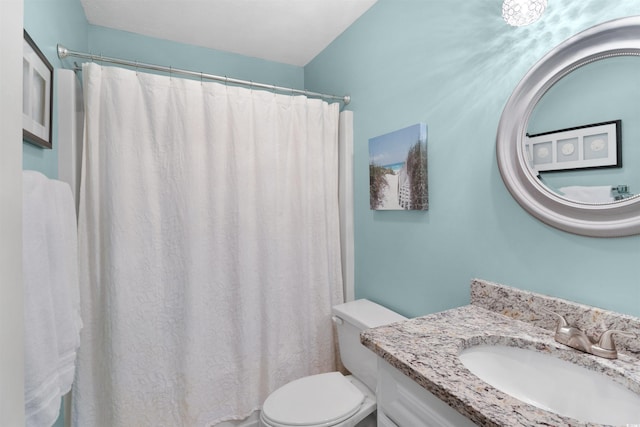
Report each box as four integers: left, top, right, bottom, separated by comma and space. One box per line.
558, 185, 614, 203
23, 170, 82, 427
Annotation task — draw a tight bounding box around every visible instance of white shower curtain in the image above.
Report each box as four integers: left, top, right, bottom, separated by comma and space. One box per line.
73, 63, 344, 426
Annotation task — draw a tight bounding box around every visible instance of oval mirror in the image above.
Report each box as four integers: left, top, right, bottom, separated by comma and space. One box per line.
527, 56, 640, 204
496, 16, 640, 237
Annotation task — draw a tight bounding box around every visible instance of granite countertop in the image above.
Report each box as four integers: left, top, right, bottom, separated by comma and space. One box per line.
361, 280, 640, 427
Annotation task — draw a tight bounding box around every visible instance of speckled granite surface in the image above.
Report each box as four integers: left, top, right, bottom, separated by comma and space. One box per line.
361, 279, 640, 427
471, 279, 640, 357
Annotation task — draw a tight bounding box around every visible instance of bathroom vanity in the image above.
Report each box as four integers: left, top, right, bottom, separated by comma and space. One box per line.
376, 356, 475, 427
362, 279, 640, 426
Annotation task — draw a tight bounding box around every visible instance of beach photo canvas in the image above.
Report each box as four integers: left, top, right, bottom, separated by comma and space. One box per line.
369, 123, 428, 211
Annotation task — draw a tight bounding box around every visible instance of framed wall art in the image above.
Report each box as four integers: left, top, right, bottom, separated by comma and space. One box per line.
368, 123, 428, 211
23, 30, 53, 149
525, 120, 621, 173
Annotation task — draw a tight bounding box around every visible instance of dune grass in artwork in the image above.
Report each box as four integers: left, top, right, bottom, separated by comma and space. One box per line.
369, 123, 428, 211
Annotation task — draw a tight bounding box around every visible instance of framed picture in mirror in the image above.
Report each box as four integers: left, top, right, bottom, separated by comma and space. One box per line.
23, 30, 53, 149
525, 120, 621, 173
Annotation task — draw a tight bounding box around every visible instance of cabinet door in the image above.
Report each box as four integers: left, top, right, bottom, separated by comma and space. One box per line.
377, 358, 476, 427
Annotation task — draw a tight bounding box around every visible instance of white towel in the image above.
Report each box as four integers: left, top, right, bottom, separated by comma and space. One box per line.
559, 185, 614, 203
23, 170, 82, 427
48, 179, 82, 392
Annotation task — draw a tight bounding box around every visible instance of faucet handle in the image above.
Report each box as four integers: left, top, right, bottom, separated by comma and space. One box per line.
540, 307, 569, 330
597, 329, 635, 351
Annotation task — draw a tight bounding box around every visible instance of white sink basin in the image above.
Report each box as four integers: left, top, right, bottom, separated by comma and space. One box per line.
459, 344, 640, 425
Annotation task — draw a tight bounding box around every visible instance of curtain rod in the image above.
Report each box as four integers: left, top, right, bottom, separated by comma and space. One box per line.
57, 44, 350, 105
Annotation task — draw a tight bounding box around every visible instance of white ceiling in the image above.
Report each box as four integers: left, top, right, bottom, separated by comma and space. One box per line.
80, 0, 378, 66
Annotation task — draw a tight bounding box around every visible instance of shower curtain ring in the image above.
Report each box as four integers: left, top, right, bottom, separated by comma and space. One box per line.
200, 72, 203, 85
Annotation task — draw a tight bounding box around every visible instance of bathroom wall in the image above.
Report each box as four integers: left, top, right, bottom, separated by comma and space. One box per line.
15, 0, 640, 423
305, 0, 640, 318
23, 2, 304, 180
24, 0, 640, 323
87, 26, 304, 90
23, 0, 89, 178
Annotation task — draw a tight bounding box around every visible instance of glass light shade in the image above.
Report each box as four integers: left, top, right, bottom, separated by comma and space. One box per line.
502, 0, 547, 27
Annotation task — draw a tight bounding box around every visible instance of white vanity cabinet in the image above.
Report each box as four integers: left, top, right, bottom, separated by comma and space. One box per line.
377, 358, 476, 427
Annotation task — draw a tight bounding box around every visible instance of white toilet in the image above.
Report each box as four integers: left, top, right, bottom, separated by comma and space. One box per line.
260, 299, 407, 427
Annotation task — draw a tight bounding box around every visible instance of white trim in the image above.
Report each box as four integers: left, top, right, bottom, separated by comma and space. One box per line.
339, 111, 355, 302
0, 0, 25, 425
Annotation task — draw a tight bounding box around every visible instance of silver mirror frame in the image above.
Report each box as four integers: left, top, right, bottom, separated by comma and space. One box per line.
497, 16, 640, 237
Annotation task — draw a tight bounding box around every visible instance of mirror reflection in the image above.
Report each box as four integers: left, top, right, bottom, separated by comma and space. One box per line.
526, 56, 640, 204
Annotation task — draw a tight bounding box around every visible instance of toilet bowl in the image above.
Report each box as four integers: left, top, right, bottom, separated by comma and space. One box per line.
260, 372, 375, 427
260, 299, 406, 427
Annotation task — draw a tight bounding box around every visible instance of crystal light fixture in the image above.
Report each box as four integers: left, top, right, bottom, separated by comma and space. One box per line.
502, 0, 547, 27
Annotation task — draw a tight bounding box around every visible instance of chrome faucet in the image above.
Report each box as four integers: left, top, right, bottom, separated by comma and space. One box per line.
543, 308, 634, 359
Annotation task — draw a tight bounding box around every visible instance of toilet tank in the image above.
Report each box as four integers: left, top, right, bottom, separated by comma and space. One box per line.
332, 299, 406, 392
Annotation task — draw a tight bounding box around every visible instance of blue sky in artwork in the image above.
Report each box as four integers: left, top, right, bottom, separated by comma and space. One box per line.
369, 123, 427, 167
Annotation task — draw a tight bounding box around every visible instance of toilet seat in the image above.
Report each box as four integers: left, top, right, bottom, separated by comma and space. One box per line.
261, 372, 366, 427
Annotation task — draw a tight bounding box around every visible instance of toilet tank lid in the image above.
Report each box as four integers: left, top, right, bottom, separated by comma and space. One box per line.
332, 299, 406, 330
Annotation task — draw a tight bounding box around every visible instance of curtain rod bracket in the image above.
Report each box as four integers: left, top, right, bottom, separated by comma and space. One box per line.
57, 44, 69, 59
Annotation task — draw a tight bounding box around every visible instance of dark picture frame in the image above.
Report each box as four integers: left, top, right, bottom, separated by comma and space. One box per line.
526, 120, 621, 173
23, 30, 53, 149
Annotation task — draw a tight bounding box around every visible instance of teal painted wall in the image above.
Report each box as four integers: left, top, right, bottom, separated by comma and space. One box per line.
21, 4, 640, 424
87, 26, 304, 90
23, 7, 304, 180
23, 0, 88, 178
305, 0, 640, 318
